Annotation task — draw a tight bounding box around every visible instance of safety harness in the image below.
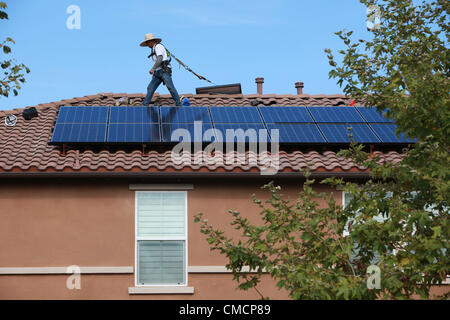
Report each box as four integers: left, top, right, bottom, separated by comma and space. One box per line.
148, 44, 212, 83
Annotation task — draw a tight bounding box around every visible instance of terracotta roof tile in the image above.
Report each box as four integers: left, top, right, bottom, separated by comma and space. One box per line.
0, 92, 403, 176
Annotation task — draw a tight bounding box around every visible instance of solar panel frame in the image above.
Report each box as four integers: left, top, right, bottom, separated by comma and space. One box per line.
318, 124, 381, 143
50, 106, 110, 144
109, 106, 159, 123
161, 122, 215, 143
160, 106, 212, 124
55, 106, 109, 123
356, 107, 393, 123
266, 123, 326, 143
259, 106, 314, 123
369, 124, 416, 143
107, 123, 161, 143
209, 106, 264, 124
213, 123, 269, 143
51, 123, 108, 143
308, 106, 366, 123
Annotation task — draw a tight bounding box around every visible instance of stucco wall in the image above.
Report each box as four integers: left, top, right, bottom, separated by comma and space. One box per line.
0, 178, 325, 299
1, 178, 446, 299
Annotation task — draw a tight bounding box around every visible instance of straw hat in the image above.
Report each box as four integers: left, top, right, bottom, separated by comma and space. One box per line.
139, 33, 162, 47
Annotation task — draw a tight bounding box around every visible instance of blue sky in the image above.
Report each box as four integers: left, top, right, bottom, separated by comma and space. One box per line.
0, 0, 373, 110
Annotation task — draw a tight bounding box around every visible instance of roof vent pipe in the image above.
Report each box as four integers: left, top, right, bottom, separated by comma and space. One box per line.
295, 81, 304, 95
255, 77, 264, 95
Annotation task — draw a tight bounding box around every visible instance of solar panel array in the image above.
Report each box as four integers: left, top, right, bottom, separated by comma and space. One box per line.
50, 105, 416, 144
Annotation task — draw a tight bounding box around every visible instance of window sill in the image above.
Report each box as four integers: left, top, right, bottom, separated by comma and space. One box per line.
128, 286, 194, 295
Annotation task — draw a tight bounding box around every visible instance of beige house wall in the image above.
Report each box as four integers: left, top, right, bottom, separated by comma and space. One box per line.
0, 178, 318, 299
0, 178, 447, 299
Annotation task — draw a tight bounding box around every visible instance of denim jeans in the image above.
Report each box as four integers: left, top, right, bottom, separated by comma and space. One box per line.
142, 69, 182, 106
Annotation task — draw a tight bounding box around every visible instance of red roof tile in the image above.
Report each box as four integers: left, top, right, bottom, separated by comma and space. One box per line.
0, 93, 402, 176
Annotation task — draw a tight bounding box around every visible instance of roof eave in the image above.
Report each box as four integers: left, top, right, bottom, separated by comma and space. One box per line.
0, 170, 370, 179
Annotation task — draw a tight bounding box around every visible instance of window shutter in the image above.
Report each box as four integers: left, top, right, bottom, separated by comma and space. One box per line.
137, 192, 186, 238
138, 241, 186, 285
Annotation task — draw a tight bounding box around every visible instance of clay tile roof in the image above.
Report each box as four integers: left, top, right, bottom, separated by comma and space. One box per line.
0, 93, 403, 176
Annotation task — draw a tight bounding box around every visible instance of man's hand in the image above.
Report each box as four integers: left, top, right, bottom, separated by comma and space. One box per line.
149, 69, 154, 75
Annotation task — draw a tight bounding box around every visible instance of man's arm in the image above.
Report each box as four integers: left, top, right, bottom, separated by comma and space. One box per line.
151, 55, 163, 72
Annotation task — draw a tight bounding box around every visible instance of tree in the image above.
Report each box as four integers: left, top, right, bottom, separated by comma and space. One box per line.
195, 0, 449, 299
0, 1, 30, 97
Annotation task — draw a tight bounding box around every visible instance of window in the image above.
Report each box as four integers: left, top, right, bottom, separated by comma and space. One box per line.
342, 191, 385, 264
135, 191, 187, 286
342, 191, 388, 236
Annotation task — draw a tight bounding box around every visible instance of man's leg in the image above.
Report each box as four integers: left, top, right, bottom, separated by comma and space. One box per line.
142, 72, 162, 106
161, 72, 182, 106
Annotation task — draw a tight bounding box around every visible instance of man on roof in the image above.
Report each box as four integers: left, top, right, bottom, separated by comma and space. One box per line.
140, 33, 182, 107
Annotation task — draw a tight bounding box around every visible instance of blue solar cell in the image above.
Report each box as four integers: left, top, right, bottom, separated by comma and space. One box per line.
107, 123, 161, 143
210, 107, 263, 123
161, 122, 215, 143
266, 124, 325, 143
369, 124, 416, 143
213, 124, 269, 143
356, 107, 393, 123
318, 124, 381, 143
109, 106, 159, 123
259, 107, 314, 123
51, 123, 107, 143
56, 106, 109, 123
308, 107, 365, 123
160, 106, 212, 123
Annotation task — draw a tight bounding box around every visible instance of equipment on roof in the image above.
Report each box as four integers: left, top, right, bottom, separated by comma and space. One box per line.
48, 105, 415, 145
195, 84, 242, 95
22, 107, 38, 120
5, 114, 17, 127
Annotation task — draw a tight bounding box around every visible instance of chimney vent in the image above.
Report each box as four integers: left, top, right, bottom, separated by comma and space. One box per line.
295, 81, 304, 95
255, 77, 264, 95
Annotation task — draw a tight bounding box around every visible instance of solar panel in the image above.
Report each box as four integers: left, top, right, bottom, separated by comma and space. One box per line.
51, 123, 108, 143
51, 106, 109, 143
109, 106, 159, 123
308, 107, 365, 123
209, 107, 263, 123
213, 124, 269, 143
161, 123, 215, 143
318, 124, 381, 143
259, 107, 314, 123
369, 124, 416, 143
56, 106, 109, 123
107, 123, 161, 143
356, 107, 393, 123
160, 106, 212, 123
266, 124, 325, 143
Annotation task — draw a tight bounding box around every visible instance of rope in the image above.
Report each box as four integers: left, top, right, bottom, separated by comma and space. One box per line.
166, 49, 214, 84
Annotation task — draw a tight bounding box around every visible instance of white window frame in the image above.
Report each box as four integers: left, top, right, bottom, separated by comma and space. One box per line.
134, 190, 188, 287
